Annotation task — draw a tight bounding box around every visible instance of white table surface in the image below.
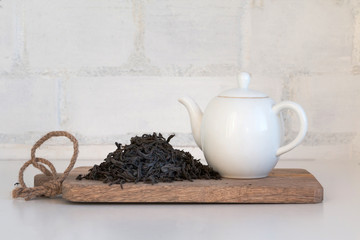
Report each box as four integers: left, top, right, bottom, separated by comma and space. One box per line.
1, 157, 360, 240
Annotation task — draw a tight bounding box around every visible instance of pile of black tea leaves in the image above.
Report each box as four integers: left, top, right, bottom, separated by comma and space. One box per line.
76, 133, 221, 188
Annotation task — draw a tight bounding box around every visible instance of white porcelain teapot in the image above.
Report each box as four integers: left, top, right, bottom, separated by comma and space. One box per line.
179, 72, 307, 179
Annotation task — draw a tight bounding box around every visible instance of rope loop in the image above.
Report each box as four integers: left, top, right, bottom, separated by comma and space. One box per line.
12, 131, 79, 200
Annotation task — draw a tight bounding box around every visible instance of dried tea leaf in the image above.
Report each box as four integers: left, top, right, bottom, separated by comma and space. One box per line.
77, 133, 221, 186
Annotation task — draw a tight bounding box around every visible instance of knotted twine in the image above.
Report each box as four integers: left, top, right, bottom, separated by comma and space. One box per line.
12, 131, 79, 200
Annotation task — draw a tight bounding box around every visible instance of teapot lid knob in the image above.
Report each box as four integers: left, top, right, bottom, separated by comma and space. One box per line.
219, 72, 267, 98
238, 72, 251, 89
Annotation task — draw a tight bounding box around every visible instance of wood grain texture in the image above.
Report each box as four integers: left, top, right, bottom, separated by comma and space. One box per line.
34, 167, 323, 203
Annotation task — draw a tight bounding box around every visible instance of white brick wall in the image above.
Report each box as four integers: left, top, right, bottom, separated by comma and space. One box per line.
145, 0, 245, 68
249, 0, 354, 74
0, 0, 14, 72
0, 77, 59, 135
0, 0, 360, 162
25, 0, 134, 70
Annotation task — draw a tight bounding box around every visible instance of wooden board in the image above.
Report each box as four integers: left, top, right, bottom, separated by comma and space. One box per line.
34, 167, 323, 203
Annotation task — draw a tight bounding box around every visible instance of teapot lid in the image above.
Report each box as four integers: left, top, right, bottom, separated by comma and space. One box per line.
218, 72, 268, 98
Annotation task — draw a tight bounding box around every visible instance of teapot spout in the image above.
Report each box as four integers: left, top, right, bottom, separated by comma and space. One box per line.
178, 96, 203, 149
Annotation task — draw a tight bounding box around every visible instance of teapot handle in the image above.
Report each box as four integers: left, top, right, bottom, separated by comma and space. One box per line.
272, 101, 308, 157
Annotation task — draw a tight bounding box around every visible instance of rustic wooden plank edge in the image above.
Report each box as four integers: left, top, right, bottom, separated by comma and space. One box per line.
34, 167, 323, 204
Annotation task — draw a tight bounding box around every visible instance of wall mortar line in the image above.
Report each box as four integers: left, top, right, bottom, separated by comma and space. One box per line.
11, 0, 29, 76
